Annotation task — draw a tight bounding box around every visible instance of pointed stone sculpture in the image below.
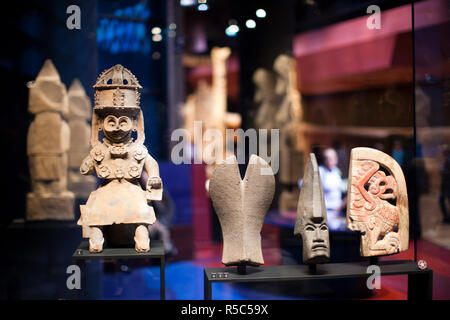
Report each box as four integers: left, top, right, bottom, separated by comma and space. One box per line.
67, 79, 97, 198
26, 59, 75, 220
78, 65, 163, 253
346, 147, 409, 257
209, 155, 275, 268
294, 153, 330, 265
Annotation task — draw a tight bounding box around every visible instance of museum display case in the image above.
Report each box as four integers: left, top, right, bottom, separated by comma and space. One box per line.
0, 0, 449, 303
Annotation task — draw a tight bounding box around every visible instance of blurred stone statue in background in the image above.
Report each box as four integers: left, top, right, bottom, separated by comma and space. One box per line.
253, 68, 278, 131
67, 79, 97, 199
273, 54, 307, 211
26, 59, 75, 220
179, 47, 242, 184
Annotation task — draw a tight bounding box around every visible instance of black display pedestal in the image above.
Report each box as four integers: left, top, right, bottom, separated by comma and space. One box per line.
72, 240, 166, 300
204, 260, 432, 300
0, 220, 87, 299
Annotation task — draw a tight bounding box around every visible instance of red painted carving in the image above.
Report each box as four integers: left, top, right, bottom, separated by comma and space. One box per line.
349, 160, 400, 255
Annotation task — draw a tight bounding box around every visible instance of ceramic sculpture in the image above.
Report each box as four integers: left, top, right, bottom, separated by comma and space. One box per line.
78, 65, 163, 253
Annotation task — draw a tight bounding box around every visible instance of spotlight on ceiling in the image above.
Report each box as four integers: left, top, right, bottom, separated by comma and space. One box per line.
151, 27, 162, 35
245, 19, 256, 29
256, 9, 266, 18
180, 0, 195, 6
225, 24, 239, 37
152, 34, 162, 42
197, 3, 208, 11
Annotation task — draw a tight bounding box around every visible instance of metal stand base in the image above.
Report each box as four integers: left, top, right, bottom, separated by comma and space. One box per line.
204, 260, 432, 300
237, 264, 247, 275
72, 240, 166, 300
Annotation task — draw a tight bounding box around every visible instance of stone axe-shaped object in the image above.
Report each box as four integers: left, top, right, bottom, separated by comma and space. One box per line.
209, 154, 275, 270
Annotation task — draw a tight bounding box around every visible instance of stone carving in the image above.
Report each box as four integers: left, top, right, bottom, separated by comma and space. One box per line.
67, 79, 97, 198
346, 147, 409, 256
209, 155, 275, 266
253, 68, 278, 130
78, 65, 163, 253
26, 59, 75, 220
294, 153, 330, 264
273, 54, 307, 211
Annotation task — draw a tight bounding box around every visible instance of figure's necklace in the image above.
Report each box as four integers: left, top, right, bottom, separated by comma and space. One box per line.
103, 138, 133, 157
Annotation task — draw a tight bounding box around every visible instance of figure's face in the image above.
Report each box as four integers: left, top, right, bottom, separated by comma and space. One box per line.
103, 115, 133, 142
301, 216, 330, 263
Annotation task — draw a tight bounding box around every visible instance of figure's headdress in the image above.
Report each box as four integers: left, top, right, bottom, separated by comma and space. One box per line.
93, 64, 142, 115
90, 65, 145, 146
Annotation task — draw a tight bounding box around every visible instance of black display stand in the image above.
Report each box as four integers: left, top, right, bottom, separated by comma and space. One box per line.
204, 260, 433, 300
72, 240, 166, 300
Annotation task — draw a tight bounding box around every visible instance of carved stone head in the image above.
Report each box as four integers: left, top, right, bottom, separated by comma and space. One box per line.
294, 153, 330, 264
346, 147, 409, 257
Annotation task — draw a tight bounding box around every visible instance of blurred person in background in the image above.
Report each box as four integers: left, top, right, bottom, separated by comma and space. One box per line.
392, 139, 405, 168
299, 147, 347, 230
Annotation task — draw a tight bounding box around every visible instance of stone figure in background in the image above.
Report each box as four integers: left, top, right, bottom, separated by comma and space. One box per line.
26, 59, 75, 220
179, 47, 242, 184
347, 147, 409, 256
273, 54, 307, 211
210, 47, 231, 137
67, 79, 97, 198
78, 65, 163, 253
294, 153, 330, 265
253, 68, 278, 130
209, 155, 275, 269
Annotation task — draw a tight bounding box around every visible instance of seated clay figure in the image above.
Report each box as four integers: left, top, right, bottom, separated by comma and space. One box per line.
78, 65, 163, 253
